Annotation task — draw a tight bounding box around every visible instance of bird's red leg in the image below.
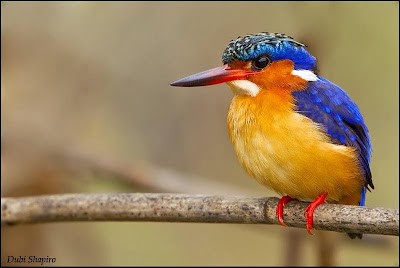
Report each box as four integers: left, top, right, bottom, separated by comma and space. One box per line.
276, 195, 297, 226
303, 192, 328, 235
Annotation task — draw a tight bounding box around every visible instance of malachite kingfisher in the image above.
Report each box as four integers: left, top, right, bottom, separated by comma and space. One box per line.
170, 32, 373, 239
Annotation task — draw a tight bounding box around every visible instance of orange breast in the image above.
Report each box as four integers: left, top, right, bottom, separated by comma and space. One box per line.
227, 89, 364, 203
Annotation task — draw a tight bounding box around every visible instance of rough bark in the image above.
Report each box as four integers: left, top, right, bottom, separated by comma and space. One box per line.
1, 193, 398, 236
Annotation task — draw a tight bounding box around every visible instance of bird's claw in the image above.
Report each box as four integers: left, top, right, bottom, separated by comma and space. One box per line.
276, 195, 297, 227
303, 193, 328, 235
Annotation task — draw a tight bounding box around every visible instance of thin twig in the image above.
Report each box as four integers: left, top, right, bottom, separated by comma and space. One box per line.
1, 193, 398, 236
62, 148, 250, 195
2, 130, 249, 195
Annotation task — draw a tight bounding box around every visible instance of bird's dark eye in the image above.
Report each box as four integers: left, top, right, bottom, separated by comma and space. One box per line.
251, 56, 270, 71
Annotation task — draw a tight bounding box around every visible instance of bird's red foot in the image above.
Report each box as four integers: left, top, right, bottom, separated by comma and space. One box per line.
303, 192, 328, 235
276, 195, 297, 226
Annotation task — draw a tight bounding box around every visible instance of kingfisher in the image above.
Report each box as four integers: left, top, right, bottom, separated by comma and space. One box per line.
170, 32, 373, 238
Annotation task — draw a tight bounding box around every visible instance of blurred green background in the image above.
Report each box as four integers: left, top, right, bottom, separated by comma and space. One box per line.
1, 1, 398, 266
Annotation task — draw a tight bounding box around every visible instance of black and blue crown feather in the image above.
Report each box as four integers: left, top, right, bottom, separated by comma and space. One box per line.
222, 32, 316, 70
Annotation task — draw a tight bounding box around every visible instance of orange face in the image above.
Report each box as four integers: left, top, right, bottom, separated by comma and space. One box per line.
230, 59, 308, 91
170, 59, 308, 94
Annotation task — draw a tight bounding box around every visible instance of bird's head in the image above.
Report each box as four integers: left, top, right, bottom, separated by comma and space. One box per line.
170, 32, 318, 97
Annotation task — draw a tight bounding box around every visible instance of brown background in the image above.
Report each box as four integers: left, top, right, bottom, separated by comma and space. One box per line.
1, 1, 398, 266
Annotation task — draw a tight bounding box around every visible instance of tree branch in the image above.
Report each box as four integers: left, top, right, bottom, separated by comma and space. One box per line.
1, 193, 398, 236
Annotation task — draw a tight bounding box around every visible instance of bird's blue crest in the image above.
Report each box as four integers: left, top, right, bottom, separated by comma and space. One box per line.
222, 32, 317, 70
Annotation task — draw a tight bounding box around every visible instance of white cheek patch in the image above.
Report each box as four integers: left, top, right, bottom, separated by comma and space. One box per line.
291, 69, 318, 81
227, 80, 261, 97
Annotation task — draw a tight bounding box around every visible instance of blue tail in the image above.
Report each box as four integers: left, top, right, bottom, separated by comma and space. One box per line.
360, 186, 367, 207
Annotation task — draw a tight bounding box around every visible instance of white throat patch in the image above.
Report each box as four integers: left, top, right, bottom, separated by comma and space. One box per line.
291, 69, 318, 81
226, 69, 318, 97
227, 80, 261, 97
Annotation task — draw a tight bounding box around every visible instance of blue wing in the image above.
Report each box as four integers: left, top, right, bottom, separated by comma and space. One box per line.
292, 77, 373, 205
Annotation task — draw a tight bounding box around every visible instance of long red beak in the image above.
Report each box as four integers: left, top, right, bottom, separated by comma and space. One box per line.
170, 64, 255, 87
